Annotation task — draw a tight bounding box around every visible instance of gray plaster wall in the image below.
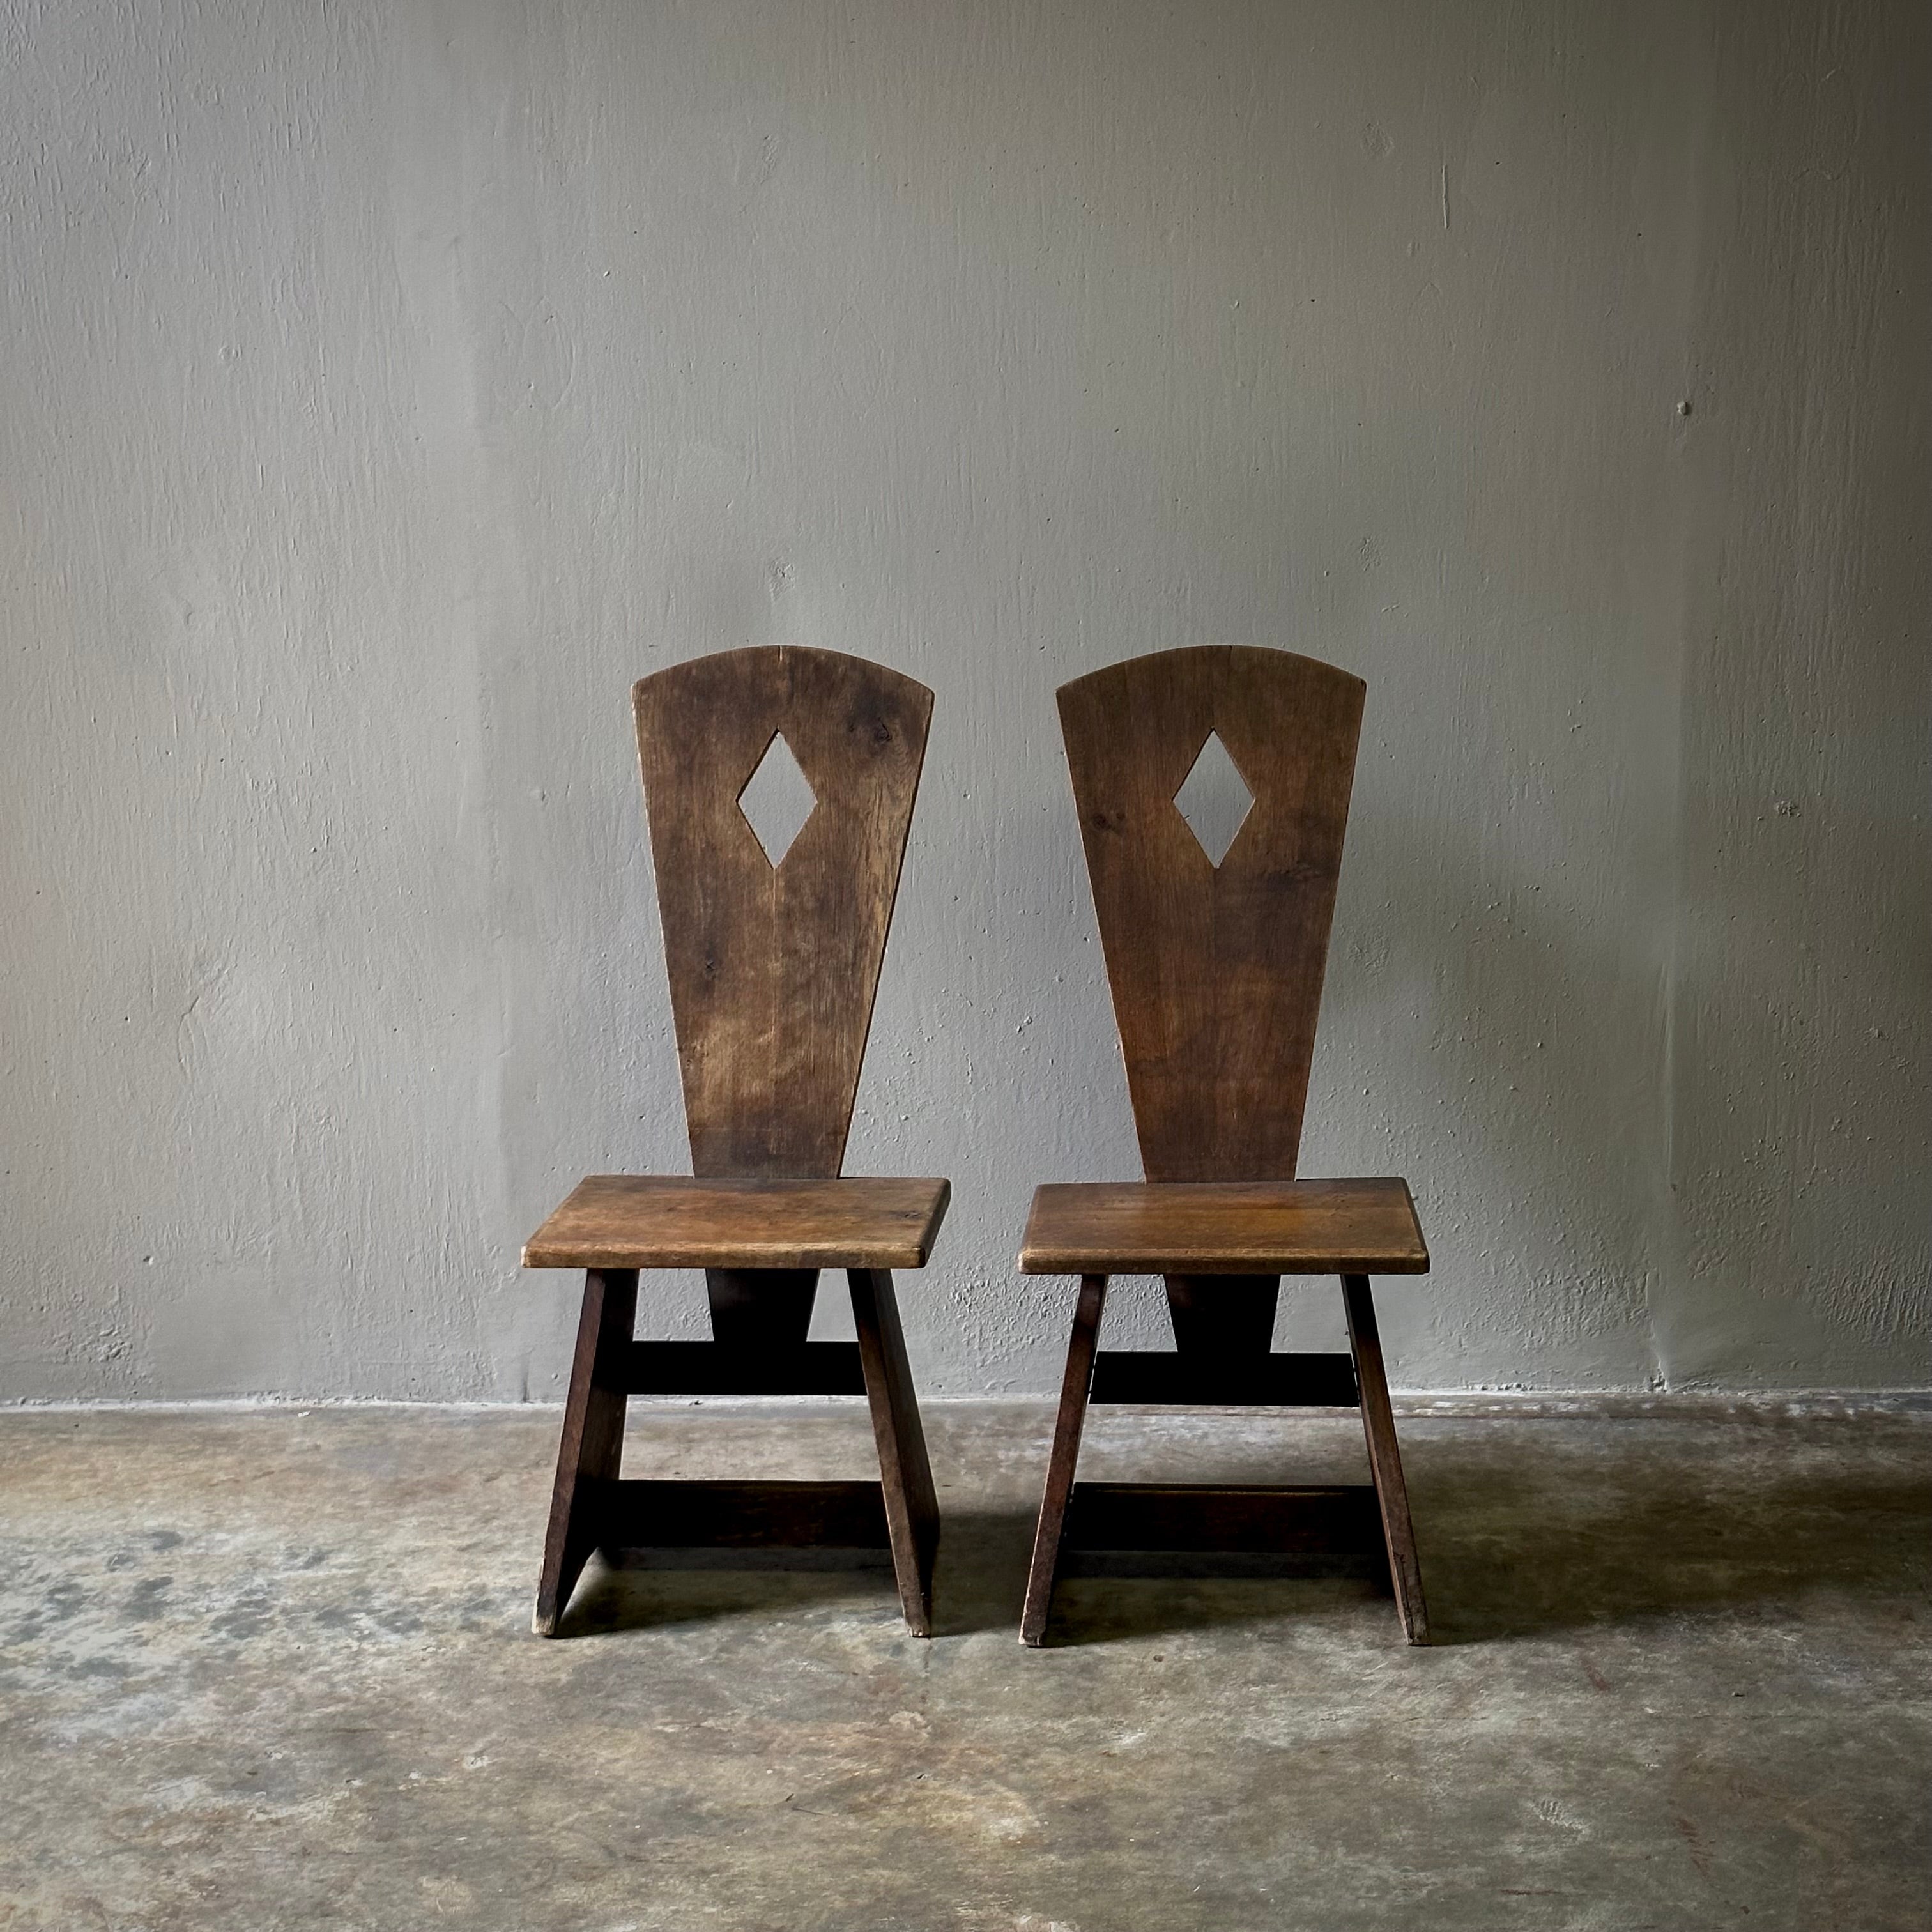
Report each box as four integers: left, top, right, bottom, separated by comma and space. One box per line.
3, 0, 1926, 1404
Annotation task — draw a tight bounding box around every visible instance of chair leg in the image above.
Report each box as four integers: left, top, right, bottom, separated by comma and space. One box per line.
533, 1267, 638, 1636
1020, 1273, 1109, 1647
1342, 1273, 1429, 1644
848, 1268, 939, 1637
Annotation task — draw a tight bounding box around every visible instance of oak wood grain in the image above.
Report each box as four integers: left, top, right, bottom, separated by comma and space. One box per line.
1019, 1178, 1429, 1276
1344, 1273, 1430, 1643
523, 1175, 951, 1271
850, 1268, 939, 1636
1020, 1273, 1108, 1646
533, 1268, 637, 1636
634, 645, 933, 1179
1057, 645, 1365, 1183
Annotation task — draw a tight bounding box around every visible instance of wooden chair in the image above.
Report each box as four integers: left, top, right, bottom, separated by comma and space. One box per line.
1018, 645, 1431, 1646
522, 646, 946, 1638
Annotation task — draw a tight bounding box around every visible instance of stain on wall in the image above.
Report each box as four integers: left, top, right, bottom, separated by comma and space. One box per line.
1, 0, 1925, 1400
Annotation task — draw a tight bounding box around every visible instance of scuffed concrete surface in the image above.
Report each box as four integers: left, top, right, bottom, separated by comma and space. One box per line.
1, 1400, 1927, 1929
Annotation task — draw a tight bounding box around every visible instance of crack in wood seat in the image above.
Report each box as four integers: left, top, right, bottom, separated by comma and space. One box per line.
523, 646, 944, 1641
525, 1176, 951, 1273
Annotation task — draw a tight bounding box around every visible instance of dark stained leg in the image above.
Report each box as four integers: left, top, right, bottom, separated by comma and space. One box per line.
534, 1268, 638, 1636
848, 1268, 939, 1637
1020, 1273, 1110, 1647
705, 1268, 819, 1347
1164, 1273, 1280, 1355
1342, 1273, 1429, 1644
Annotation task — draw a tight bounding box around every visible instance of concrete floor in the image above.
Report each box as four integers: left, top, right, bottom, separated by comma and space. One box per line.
1, 1399, 1926, 1931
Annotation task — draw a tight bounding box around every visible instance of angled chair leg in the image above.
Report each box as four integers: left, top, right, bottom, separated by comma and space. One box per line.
1342, 1273, 1429, 1644
848, 1268, 939, 1637
534, 1267, 638, 1636
1021, 1273, 1109, 1646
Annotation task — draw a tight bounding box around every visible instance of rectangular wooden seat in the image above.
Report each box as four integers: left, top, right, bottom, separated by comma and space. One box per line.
523, 1175, 951, 1272
1019, 1178, 1429, 1277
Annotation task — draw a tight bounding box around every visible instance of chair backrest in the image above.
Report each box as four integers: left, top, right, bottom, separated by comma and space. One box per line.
634, 646, 933, 1180
1057, 645, 1366, 1183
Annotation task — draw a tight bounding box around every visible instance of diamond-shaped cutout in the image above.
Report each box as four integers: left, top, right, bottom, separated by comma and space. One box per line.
738, 730, 818, 867
1172, 730, 1254, 867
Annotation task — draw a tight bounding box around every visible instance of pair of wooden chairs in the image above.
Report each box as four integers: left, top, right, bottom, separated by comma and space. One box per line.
522, 645, 1430, 1647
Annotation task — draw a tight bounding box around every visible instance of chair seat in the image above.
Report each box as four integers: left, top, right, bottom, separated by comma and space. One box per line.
1018, 1178, 1429, 1276
523, 1175, 951, 1272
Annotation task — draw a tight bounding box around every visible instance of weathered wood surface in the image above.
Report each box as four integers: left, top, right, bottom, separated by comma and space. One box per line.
1344, 1273, 1430, 1644
523, 1175, 951, 1271
634, 645, 933, 1180
533, 1268, 638, 1637
1019, 1178, 1428, 1276
1056, 645, 1365, 1183
1020, 1273, 1108, 1646
850, 1268, 940, 1636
